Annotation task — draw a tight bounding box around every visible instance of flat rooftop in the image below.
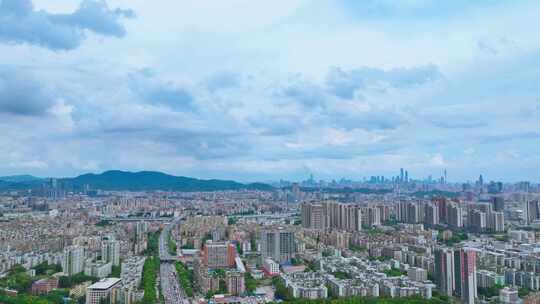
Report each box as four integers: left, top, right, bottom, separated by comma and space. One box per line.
88, 278, 122, 290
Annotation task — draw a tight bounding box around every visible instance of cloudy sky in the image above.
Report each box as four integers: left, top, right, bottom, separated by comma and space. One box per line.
1, 0, 540, 182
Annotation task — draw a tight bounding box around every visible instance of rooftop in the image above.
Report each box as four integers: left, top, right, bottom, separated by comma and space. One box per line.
87, 278, 121, 290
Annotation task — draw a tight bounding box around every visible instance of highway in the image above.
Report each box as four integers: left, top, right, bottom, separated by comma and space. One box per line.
159, 217, 189, 304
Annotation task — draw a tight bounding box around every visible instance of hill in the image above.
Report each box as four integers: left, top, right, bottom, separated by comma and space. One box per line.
60, 170, 273, 192
0, 175, 43, 183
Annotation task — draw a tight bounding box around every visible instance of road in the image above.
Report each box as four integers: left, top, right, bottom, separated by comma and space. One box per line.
159, 217, 189, 304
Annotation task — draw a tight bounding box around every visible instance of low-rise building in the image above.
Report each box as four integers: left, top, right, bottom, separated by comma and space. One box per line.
262, 258, 279, 277
282, 272, 328, 299
499, 287, 520, 304
31, 277, 58, 295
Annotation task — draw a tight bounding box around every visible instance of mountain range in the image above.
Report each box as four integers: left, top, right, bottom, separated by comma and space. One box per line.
0, 175, 43, 183
0, 170, 273, 192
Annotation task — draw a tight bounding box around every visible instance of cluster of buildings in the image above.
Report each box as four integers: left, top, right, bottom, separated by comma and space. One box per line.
3, 179, 540, 304
396, 198, 505, 232
194, 240, 246, 296
301, 201, 387, 231
83, 255, 146, 304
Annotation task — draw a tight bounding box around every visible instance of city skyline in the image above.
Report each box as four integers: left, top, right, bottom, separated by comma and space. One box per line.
4, 2, 540, 303
0, 168, 531, 185
2, 1, 540, 181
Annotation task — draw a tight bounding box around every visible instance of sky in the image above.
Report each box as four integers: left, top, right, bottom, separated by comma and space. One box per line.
1, 0, 540, 183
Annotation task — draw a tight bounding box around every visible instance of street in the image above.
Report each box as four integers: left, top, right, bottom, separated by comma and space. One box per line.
159, 218, 189, 304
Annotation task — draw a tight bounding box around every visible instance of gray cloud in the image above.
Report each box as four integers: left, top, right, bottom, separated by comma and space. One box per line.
0, 66, 54, 116
284, 143, 401, 160
91, 118, 251, 160
278, 80, 327, 108
128, 69, 194, 111
248, 114, 303, 136
0, 0, 134, 50
2, 0, 540, 182
275, 71, 410, 132
325, 65, 442, 99
327, 108, 406, 131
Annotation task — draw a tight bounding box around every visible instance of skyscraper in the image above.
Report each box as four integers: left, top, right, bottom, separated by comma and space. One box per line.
260, 227, 295, 263
526, 200, 539, 224
454, 248, 477, 304
226, 271, 246, 296
63, 245, 85, 276
292, 183, 301, 202
492, 196, 505, 212
444, 169, 447, 184
203, 240, 236, 269
432, 198, 448, 224
434, 248, 454, 296
469, 210, 486, 233
447, 203, 463, 228
101, 240, 120, 266
488, 211, 505, 232
302, 201, 362, 232
346, 205, 362, 231
425, 203, 440, 227
301, 203, 326, 230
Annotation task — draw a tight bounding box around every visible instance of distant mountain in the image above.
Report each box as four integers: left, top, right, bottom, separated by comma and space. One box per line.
0, 175, 43, 183
0, 180, 43, 191
59, 170, 273, 192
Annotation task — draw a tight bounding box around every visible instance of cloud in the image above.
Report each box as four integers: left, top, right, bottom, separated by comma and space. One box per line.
477, 37, 517, 56
428, 153, 446, 167
480, 132, 540, 144
325, 65, 442, 99
248, 113, 304, 136
8, 160, 48, 169
0, 66, 55, 116
326, 106, 407, 131
419, 104, 491, 129
431, 121, 487, 129
102, 126, 250, 160
3, 0, 540, 181
204, 71, 241, 92
0, 0, 134, 50
278, 79, 327, 108
128, 69, 194, 111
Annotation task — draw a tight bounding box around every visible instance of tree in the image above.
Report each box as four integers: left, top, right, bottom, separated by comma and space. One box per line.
175, 262, 194, 297
245, 272, 257, 293
228, 217, 238, 225
519, 288, 531, 297
219, 279, 227, 294
140, 257, 159, 303
236, 242, 243, 255
0, 265, 32, 293
478, 284, 503, 298
111, 265, 121, 278
168, 235, 177, 256
332, 271, 350, 280
272, 277, 292, 301
33, 262, 62, 276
